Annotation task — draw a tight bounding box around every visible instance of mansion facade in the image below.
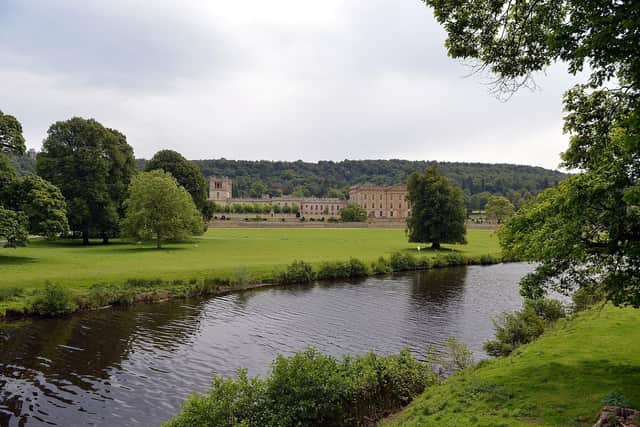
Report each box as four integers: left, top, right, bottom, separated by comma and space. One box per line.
209, 177, 409, 219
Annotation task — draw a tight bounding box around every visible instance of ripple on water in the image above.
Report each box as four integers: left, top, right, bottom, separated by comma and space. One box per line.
0, 263, 533, 426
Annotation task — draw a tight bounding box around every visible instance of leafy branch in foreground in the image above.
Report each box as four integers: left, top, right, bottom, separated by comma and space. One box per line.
424, 0, 640, 306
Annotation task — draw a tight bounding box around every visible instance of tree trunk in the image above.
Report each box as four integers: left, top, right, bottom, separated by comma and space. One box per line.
82, 228, 89, 246
156, 235, 161, 249
102, 233, 109, 244
431, 241, 441, 250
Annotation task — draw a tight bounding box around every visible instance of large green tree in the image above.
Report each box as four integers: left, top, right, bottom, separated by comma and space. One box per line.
1, 111, 68, 245
8, 175, 69, 238
0, 208, 28, 248
121, 170, 203, 248
0, 110, 25, 156
423, 0, 640, 304
37, 117, 135, 245
144, 150, 208, 212
485, 195, 515, 223
406, 166, 467, 249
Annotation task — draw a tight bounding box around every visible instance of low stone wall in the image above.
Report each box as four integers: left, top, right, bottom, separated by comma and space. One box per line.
208, 220, 404, 228
208, 219, 498, 230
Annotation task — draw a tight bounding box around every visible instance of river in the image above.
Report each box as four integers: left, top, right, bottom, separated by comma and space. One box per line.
0, 262, 533, 426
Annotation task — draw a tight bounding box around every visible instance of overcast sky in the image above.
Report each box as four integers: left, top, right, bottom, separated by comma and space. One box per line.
0, 0, 584, 170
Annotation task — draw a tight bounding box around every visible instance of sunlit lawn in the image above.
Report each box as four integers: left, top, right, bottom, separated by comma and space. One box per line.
0, 228, 499, 294
384, 305, 640, 426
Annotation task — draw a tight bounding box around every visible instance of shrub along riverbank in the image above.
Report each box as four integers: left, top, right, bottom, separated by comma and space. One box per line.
383, 304, 640, 426
0, 228, 502, 318
1, 249, 505, 319
165, 348, 437, 427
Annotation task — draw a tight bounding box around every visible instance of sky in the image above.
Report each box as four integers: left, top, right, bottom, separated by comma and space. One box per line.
0, 0, 584, 170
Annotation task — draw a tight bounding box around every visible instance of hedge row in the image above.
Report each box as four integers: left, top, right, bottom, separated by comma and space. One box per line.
7, 251, 505, 318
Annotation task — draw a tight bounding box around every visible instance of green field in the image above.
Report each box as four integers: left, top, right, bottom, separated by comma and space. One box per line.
383, 304, 640, 426
0, 228, 499, 312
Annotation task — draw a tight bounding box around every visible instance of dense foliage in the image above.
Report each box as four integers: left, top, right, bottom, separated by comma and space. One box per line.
122, 169, 203, 248
1, 112, 68, 245
339, 204, 367, 222
484, 299, 566, 357
135, 158, 567, 208
0, 207, 28, 248
37, 117, 135, 244
484, 195, 515, 223
144, 150, 209, 213
165, 348, 436, 427
121, 170, 204, 248
0, 110, 25, 155
6, 175, 68, 238
407, 166, 467, 249
425, 0, 640, 306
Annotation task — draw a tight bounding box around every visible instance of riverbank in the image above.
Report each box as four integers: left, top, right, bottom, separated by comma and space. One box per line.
382, 304, 640, 426
0, 228, 501, 318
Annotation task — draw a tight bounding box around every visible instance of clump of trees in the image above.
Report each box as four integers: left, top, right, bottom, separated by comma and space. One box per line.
121, 170, 203, 248
37, 117, 135, 244
1, 112, 209, 249
0, 111, 68, 246
425, 0, 640, 306
144, 149, 212, 220
339, 204, 367, 222
406, 166, 466, 249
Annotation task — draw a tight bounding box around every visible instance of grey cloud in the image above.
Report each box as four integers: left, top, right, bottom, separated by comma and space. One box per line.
0, 0, 579, 170
0, 0, 236, 91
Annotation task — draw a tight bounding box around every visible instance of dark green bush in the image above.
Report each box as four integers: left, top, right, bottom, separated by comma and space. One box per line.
347, 258, 369, 278
526, 298, 566, 321
315, 258, 369, 281
390, 252, 417, 271
417, 257, 431, 269
0, 287, 23, 302
371, 256, 393, 275
276, 260, 315, 284
165, 348, 435, 427
444, 252, 466, 266
30, 282, 78, 317
483, 298, 566, 357
479, 254, 500, 265
316, 261, 351, 281
572, 286, 606, 312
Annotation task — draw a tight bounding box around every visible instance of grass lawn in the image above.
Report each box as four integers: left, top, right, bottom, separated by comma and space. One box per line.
383, 304, 640, 426
0, 228, 499, 311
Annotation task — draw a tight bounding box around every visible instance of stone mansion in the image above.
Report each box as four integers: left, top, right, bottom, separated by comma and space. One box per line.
209, 177, 410, 219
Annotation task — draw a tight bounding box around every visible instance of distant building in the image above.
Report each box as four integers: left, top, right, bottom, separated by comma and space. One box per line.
348, 184, 410, 219
208, 176, 408, 219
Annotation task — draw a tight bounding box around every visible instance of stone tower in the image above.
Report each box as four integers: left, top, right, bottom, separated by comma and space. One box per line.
209, 176, 232, 201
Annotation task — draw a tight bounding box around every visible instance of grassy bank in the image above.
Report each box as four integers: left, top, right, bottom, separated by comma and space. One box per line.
0, 228, 500, 317
383, 305, 640, 426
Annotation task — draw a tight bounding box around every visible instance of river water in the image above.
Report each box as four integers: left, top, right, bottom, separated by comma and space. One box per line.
0, 263, 533, 426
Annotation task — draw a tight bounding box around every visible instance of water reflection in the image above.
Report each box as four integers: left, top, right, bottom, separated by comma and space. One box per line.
0, 263, 533, 426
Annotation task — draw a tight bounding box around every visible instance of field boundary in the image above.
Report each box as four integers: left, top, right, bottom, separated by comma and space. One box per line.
1, 251, 509, 321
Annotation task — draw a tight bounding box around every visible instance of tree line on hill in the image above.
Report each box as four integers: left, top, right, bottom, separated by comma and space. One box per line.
138, 158, 567, 210
17, 153, 567, 212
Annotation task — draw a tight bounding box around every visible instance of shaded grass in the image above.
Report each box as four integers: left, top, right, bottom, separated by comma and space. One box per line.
0, 228, 499, 315
382, 305, 640, 426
